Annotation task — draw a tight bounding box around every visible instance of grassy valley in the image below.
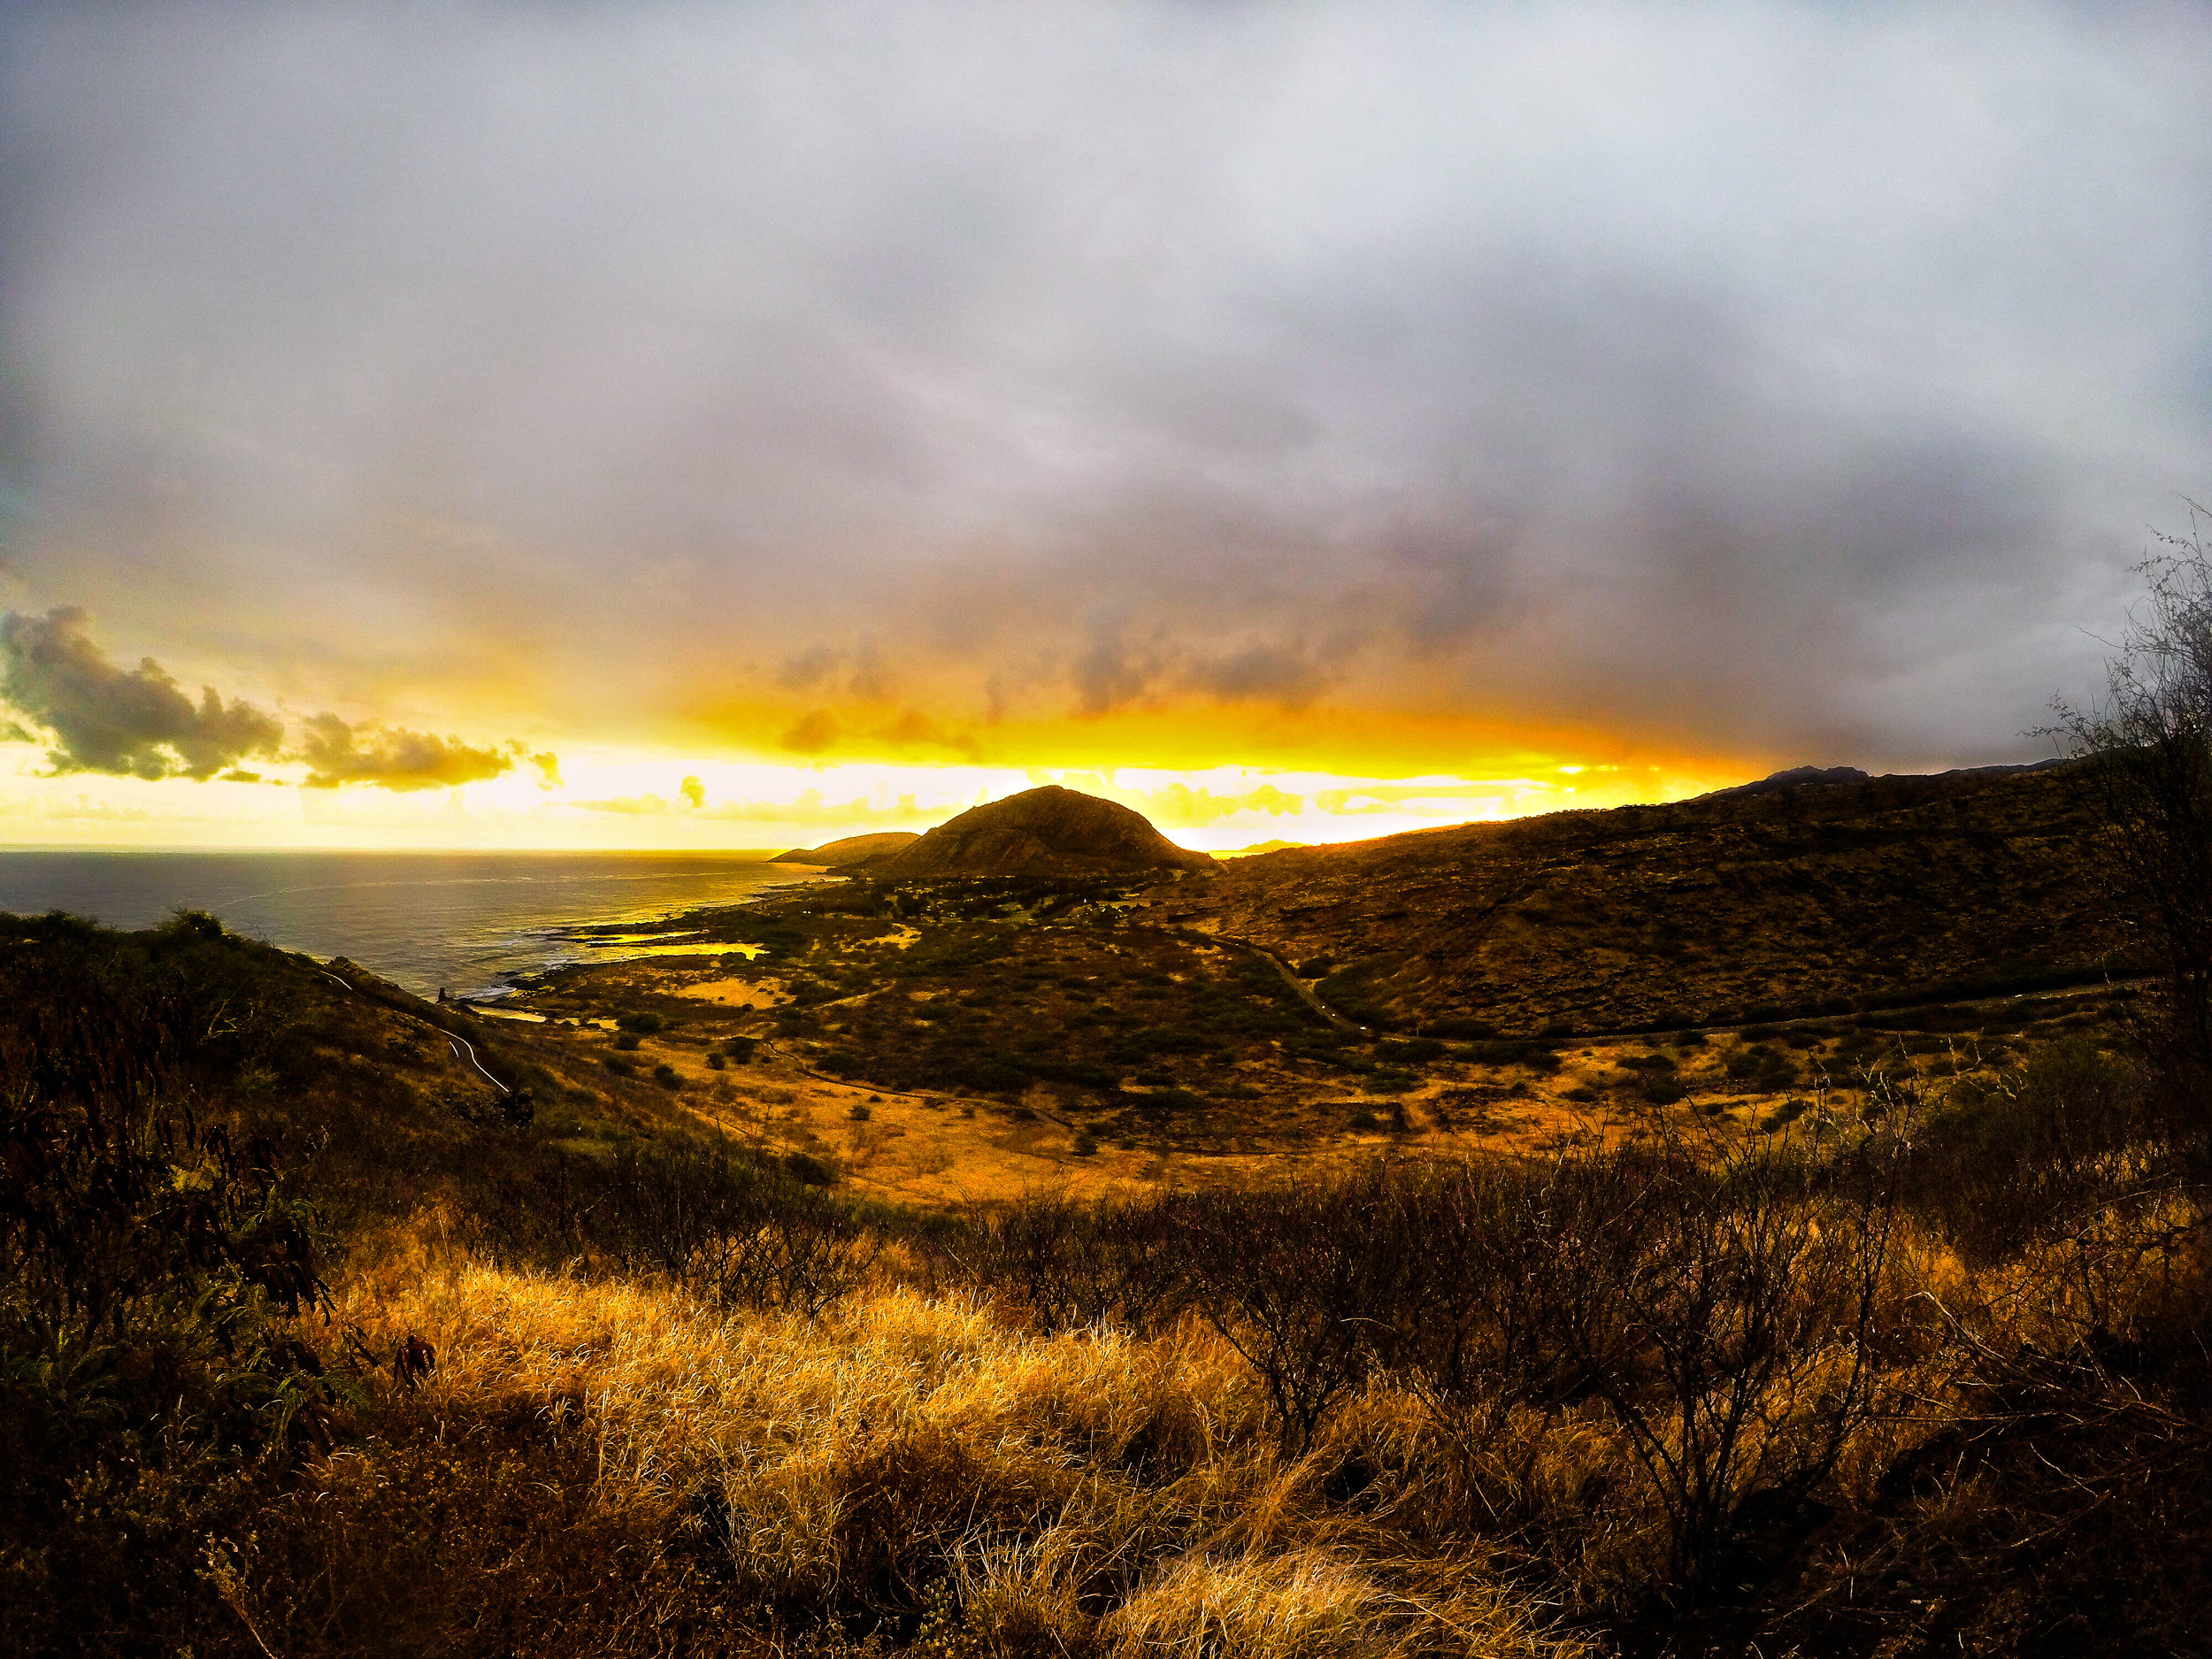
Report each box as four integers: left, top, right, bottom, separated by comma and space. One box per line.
4, 763, 2209, 1657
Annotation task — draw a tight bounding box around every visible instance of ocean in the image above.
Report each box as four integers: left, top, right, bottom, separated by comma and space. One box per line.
0, 849, 826, 1000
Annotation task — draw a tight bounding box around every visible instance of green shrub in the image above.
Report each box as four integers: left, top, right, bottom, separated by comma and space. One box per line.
616, 1011, 664, 1034
1724, 1042, 1799, 1088
1426, 1017, 1497, 1038
651, 1064, 680, 1089
1465, 1039, 1534, 1066
1029, 1057, 1117, 1087
1759, 1097, 1810, 1133
611, 1033, 641, 1052
1379, 1037, 1446, 1064
958, 1057, 1028, 1095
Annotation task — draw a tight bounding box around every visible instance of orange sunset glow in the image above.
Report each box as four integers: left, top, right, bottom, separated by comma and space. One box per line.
11, 10, 2212, 1653
0, 3, 2193, 849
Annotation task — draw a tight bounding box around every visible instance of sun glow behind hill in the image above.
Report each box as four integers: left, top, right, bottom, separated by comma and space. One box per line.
0, 739, 1752, 852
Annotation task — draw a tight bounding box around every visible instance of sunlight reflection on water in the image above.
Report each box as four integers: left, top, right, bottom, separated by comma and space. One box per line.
0, 849, 822, 999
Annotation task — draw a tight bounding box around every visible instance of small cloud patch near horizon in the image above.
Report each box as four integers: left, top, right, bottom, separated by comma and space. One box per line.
297, 714, 544, 793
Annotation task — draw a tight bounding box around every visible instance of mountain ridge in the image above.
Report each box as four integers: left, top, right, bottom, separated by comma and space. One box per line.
1690, 758, 2065, 803
1160, 760, 2113, 1034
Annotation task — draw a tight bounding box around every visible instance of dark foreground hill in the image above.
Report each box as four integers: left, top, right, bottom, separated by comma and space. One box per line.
770, 830, 920, 866
876, 784, 1214, 879
1171, 762, 2117, 1034
8, 884, 2208, 1655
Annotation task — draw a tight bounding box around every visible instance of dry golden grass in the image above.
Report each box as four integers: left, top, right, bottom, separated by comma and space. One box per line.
675, 974, 792, 1008
674, 1060, 1174, 1206
245, 1222, 1587, 1656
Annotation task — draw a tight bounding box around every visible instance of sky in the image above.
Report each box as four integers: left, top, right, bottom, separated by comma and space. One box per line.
4, 0, 2209, 851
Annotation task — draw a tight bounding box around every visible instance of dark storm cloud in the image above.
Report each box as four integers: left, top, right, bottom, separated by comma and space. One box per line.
0, 605, 558, 790
0, 606, 284, 780
4, 2, 2211, 764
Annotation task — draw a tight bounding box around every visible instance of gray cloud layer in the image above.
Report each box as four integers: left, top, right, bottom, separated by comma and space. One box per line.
5, 3, 2211, 764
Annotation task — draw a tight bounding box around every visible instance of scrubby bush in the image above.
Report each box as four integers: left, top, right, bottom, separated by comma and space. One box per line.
587, 1139, 873, 1317
0, 937, 361, 1648
1724, 1041, 1798, 1091
1913, 1036, 2151, 1257
1383, 1125, 1910, 1602
960, 1192, 1189, 1336
1179, 1169, 1408, 1455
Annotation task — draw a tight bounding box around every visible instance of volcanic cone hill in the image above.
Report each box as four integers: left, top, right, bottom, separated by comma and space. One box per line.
770, 831, 920, 867
1164, 761, 2120, 1035
873, 785, 1214, 879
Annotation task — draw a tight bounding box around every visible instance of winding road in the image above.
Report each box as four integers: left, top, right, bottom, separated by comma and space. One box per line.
1162, 926, 1371, 1036
447, 1033, 510, 1094
319, 963, 510, 1094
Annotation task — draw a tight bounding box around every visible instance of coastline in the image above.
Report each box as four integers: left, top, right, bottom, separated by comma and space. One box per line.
0, 845, 834, 1002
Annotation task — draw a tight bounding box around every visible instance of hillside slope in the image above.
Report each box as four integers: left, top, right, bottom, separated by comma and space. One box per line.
876, 785, 1213, 878
770, 830, 920, 866
1165, 764, 2116, 1034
